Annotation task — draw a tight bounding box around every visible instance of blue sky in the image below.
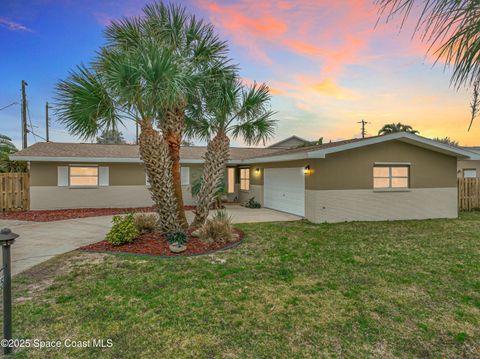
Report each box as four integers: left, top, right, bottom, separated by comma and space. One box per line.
0, 0, 477, 149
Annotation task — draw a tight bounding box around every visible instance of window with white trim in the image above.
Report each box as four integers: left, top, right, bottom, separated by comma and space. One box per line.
69, 166, 98, 187
227, 167, 235, 194
181, 167, 190, 185
463, 169, 477, 178
240, 168, 250, 191
373, 165, 409, 189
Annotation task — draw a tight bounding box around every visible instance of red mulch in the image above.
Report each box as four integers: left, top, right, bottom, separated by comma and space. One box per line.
79, 228, 244, 257
0, 206, 197, 222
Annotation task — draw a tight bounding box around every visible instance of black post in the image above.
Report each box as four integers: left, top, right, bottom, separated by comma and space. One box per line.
21, 80, 28, 149
0, 228, 18, 356
2, 244, 11, 355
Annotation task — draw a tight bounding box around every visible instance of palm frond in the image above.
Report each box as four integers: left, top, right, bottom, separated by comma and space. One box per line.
231, 110, 277, 146
376, 0, 480, 88
0, 134, 16, 153
55, 65, 120, 140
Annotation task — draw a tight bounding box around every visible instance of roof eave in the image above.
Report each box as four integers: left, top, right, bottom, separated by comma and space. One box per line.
8, 155, 245, 164
239, 152, 308, 164
307, 132, 474, 159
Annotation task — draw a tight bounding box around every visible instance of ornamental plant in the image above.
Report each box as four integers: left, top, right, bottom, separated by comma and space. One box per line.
166, 230, 188, 245
106, 214, 139, 246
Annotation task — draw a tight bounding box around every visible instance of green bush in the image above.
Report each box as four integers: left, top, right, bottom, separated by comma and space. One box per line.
166, 230, 188, 245
198, 210, 236, 243
245, 197, 261, 208
106, 214, 139, 246
134, 213, 158, 234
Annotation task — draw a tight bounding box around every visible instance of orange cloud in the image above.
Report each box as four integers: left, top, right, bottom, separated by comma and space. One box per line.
311, 78, 351, 99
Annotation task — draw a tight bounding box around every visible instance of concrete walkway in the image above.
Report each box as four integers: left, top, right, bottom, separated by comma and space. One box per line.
0, 205, 301, 276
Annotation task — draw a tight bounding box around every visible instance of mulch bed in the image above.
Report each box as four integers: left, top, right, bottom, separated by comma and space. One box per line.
0, 206, 197, 222
79, 228, 245, 257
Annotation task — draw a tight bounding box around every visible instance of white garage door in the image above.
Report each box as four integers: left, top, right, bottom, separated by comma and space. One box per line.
264, 167, 305, 216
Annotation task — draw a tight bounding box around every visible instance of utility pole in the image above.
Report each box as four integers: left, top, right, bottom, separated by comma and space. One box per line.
45, 101, 50, 142
21, 80, 28, 149
357, 119, 369, 139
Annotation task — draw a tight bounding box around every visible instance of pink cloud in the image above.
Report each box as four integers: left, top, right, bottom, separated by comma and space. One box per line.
0, 17, 32, 32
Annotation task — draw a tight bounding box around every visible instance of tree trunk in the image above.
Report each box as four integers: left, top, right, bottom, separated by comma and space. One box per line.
139, 119, 182, 233
163, 108, 188, 230
192, 132, 230, 227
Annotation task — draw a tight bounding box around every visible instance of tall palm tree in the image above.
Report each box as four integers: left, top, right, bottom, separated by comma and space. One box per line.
186, 77, 276, 226
378, 122, 419, 135
55, 2, 233, 232
376, 0, 480, 89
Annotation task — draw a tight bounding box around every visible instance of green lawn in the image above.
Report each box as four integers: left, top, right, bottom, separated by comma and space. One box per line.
8, 213, 480, 358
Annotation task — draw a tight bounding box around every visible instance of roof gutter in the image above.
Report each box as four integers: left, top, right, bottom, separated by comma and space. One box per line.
8, 155, 245, 164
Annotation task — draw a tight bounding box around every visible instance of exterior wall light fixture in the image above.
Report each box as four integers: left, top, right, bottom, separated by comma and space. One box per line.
304, 165, 311, 176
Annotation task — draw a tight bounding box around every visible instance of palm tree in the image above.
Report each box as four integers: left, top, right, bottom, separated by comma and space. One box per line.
55, 2, 233, 232
0, 134, 27, 173
186, 77, 276, 226
376, 0, 480, 89
378, 122, 419, 135
433, 136, 459, 147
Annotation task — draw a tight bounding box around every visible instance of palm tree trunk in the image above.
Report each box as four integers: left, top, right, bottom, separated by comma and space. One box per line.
163, 108, 188, 230
139, 119, 182, 233
192, 132, 230, 227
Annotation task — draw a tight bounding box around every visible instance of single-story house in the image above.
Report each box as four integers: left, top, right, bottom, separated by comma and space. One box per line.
11, 132, 474, 223
457, 147, 480, 178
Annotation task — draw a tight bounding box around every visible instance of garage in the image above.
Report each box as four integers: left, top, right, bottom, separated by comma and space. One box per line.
264, 167, 305, 216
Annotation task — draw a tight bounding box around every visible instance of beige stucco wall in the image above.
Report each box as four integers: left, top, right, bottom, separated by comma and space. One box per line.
457, 160, 480, 177
29, 162, 202, 209
305, 188, 458, 223
247, 140, 456, 190
28, 140, 458, 218
239, 185, 264, 206
31, 186, 154, 210
308, 141, 457, 190
30, 185, 196, 210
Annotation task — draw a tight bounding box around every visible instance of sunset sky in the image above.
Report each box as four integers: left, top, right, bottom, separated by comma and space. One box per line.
1, 0, 478, 147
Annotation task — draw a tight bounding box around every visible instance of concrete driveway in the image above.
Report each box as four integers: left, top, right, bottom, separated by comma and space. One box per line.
0, 205, 300, 276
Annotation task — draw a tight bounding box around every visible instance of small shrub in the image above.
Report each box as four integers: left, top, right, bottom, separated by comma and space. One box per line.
134, 213, 158, 234
166, 230, 188, 245
105, 213, 138, 246
245, 197, 261, 208
198, 210, 236, 243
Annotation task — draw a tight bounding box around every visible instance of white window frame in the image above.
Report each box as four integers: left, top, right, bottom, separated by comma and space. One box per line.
69, 165, 99, 188
463, 168, 477, 178
240, 168, 250, 191
373, 165, 410, 190
181, 167, 190, 186
227, 167, 235, 194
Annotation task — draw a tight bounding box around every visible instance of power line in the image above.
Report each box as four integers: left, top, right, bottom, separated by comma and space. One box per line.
0, 102, 18, 111
26, 99, 39, 142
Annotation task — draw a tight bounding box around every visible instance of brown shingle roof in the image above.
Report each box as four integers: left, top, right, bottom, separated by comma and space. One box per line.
248, 138, 366, 159
12, 142, 280, 161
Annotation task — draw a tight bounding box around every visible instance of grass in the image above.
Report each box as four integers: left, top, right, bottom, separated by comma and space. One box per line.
7, 213, 480, 358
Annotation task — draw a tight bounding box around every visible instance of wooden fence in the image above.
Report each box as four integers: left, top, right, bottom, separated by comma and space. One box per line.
458, 178, 480, 211
0, 173, 30, 212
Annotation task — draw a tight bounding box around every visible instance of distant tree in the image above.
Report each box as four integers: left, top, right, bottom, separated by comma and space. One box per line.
96, 129, 126, 144
0, 134, 27, 173
181, 139, 194, 146
297, 137, 324, 147
433, 136, 459, 147
378, 123, 419, 135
